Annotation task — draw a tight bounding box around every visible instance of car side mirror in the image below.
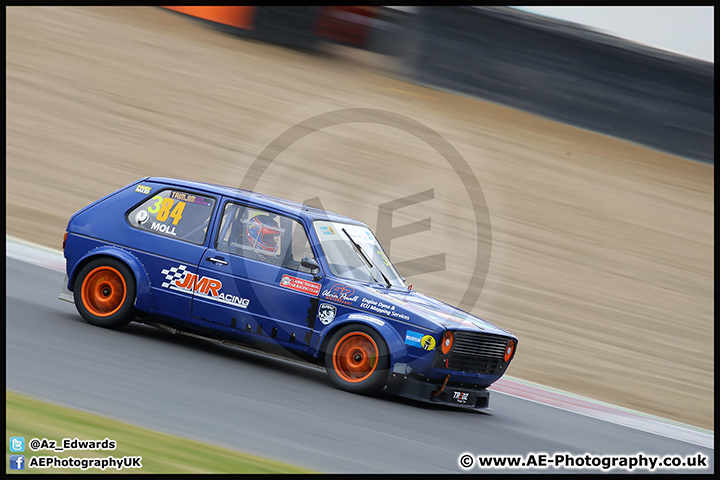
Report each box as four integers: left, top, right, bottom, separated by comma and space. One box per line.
301, 257, 322, 281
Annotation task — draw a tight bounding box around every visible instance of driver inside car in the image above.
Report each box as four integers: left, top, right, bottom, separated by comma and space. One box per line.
244, 213, 284, 265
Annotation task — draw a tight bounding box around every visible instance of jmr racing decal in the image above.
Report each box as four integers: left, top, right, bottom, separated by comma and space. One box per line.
160, 265, 249, 308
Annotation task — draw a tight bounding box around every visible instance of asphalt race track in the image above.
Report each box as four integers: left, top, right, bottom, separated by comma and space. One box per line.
5, 257, 713, 473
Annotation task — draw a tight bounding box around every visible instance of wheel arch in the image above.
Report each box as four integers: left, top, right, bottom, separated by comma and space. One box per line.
316, 314, 409, 368
68, 247, 152, 312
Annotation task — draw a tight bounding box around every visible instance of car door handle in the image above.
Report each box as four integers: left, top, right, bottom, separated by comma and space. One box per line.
206, 256, 228, 265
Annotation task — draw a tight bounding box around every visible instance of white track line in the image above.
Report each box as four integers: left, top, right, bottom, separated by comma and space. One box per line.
6, 234, 713, 449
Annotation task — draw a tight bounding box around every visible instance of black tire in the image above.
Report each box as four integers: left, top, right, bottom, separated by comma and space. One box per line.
325, 324, 390, 395
73, 258, 136, 329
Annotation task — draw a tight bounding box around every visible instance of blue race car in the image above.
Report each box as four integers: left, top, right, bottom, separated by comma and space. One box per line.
60, 177, 517, 410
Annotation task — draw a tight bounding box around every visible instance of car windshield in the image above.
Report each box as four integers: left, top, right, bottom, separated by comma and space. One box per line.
313, 220, 405, 287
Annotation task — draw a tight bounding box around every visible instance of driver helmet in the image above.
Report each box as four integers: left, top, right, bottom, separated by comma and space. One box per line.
246, 214, 282, 255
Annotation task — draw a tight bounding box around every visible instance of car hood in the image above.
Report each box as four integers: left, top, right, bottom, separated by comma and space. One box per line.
380, 288, 514, 336
322, 281, 515, 337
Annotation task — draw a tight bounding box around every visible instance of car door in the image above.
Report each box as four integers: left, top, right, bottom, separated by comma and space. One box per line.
125, 185, 218, 320
192, 199, 322, 349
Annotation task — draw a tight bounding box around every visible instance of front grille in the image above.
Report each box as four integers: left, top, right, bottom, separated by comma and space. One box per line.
454, 331, 508, 358
434, 331, 513, 375
447, 355, 502, 375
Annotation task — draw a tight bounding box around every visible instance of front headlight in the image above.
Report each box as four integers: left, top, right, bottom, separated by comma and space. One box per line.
440, 330, 454, 355
504, 340, 516, 362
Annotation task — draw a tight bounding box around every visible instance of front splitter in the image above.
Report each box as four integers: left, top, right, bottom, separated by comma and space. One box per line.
385, 372, 493, 413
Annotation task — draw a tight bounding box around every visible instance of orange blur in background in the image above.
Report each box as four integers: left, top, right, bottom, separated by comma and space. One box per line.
162, 6, 378, 47
162, 6, 255, 30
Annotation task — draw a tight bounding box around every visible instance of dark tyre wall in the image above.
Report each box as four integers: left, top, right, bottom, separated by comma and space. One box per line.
253, 7, 322, 50
403, 7, 713, 164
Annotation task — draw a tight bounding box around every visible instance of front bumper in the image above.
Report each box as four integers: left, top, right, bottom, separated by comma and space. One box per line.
385, 372, 492, 412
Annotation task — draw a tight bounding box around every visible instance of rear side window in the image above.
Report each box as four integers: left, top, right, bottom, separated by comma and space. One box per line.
127, 189, 215, 244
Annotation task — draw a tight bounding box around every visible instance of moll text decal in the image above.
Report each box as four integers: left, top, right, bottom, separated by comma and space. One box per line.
150, 222, 177, 236
160, 265, 249, 308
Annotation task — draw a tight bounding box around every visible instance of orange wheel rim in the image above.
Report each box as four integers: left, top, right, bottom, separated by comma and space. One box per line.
333, 332, 379, 383
81, 266, 127, 317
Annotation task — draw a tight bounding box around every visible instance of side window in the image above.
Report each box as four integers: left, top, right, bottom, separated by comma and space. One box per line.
127, 189, 215, 244
216, 202, 315, 272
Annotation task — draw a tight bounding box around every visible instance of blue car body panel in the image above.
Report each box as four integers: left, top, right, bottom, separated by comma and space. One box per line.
63, 177, 518, 407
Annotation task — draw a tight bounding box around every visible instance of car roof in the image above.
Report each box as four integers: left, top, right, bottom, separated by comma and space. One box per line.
147, 177, 364, 225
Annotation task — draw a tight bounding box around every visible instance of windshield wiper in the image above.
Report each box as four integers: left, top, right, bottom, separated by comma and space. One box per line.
341, 228, 392, 288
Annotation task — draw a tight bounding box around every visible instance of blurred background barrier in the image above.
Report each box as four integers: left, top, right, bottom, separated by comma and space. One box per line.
163, 6, 357, 50
164, 6, 381, 49
163, 6, 714, 164
395, 7, 714, 164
